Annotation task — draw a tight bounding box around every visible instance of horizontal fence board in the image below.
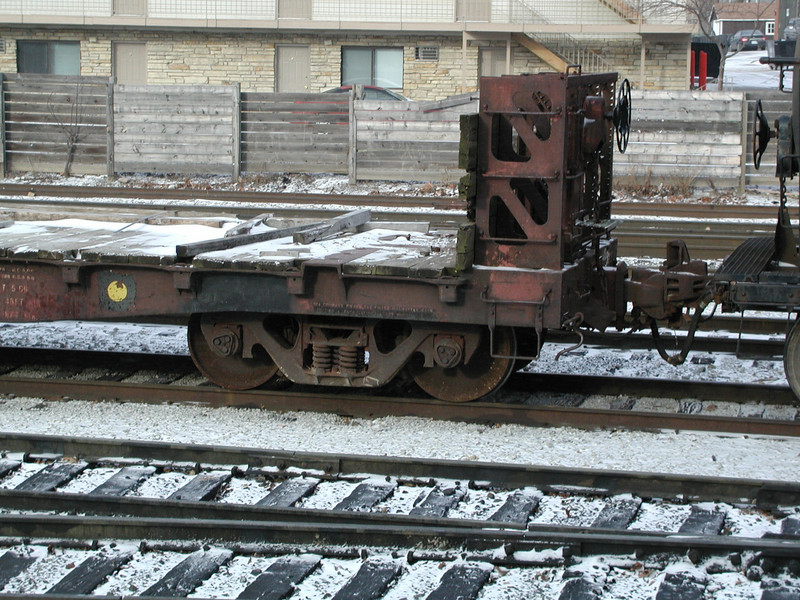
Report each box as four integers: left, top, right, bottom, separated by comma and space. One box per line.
115, 161, 233, 174
356, 111, 461, 123
356, 168, 461, 182
114, 104, 234, 117
115, 133, 234, 146
242, 127, 348, 139
242, 100, 349, 112
617, 155, 741, 167
630, 131, 741, 144
5, 113, 107, 126
115, 148, 233, 160
242, 160, 348, 173
5, 134, 107, 147
358, 131, 458, 143
241, 113, 348, 125
6, 157, 106, 175
626, 142, 740, 154
243, 143, 348, 156
116, 123, 234, 135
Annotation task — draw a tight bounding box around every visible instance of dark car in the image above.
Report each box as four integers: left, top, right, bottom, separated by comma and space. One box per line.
731, 30, 767, 52
784, 18, 800, 41
323, 85, 409, 101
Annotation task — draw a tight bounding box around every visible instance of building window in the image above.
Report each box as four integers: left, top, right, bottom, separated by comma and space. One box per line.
342, 47, 403, 88
766, 21, 776, 35
17, 41, 80, 75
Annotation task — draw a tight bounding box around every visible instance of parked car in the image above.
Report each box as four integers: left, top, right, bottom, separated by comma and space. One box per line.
784, 18, 800, 41
323, 85, 409, 101
730, 30, 767, 52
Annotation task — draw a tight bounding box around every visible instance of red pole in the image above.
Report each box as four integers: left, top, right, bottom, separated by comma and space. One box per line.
699, 51, 708, 91
690, 50, 696, 88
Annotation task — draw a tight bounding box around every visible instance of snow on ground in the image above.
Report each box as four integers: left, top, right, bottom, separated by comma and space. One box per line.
724, 48, 792, 91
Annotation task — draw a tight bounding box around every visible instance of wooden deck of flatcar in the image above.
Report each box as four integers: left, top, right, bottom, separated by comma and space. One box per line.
0, 216, 462, 277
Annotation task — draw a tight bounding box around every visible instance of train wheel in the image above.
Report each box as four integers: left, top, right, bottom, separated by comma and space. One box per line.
409, 327, 516, 402
188, 314, 279, 390
784, 318, 800, 400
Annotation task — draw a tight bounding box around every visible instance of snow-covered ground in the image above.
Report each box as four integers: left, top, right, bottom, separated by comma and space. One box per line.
724, 47, 792, 90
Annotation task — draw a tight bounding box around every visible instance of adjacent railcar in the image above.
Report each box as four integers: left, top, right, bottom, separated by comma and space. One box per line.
0, 71, 710, 401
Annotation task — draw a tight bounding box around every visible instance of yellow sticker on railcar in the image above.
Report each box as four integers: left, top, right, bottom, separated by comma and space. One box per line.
107, 280, 128, 303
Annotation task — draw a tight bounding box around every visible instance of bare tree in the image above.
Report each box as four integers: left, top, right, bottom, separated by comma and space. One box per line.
642, 0, 773, 90
49, 78, 84, 176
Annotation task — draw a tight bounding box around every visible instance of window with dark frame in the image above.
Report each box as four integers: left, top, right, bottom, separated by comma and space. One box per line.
341, 46, 403, 89
17, 40, 80, 75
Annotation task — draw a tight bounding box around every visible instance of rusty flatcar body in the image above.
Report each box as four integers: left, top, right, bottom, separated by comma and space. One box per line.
0, 71, 710, 401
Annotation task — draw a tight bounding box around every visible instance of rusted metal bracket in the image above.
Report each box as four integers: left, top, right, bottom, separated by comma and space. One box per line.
482, 289, 550, 360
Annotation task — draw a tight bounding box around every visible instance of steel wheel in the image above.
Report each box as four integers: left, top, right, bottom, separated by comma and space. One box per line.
409, 327, 516, 402
784, 318, 800, 400
188, 314, 279, 390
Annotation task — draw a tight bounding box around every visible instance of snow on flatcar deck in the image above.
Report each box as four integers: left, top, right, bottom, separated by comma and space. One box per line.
0, 216, 462, 277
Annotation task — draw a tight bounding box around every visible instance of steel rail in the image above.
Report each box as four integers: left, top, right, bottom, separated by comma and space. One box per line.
0, 343, 796, 435
0, 184, 782, 219
3, 433, 798, 506
0, 513, 797, 559
0, 374, 796, 437
614, 202, 780, 219
0, 183, 464, 211
0, 377, 800, 437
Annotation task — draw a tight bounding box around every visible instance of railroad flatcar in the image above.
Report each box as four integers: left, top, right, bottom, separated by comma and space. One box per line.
0, 70, 715, 401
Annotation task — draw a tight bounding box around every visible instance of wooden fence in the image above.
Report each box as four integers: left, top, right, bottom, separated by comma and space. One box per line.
614, 90, 747, 190
0, 74, 777, 191
241, 91, 350, 175
113, 84, 239, 177
1, 74, 110, 176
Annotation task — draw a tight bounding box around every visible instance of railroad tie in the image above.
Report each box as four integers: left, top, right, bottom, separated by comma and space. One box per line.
140, 547, 232, 597
424, 563, 492, 600
331, 559, 403, 600
167, 470, 232, 502
488, 489, 541, 525
761, 587, 800, 600
654, 570, 707, 600
236, 554, 321, 600
589, 496, 642, 530
0, 551, 37, 589
46, 549, 135, 595
558, 575, 604, 600
333, 479, 397, 512
255, 477, 320, 508
677, 506, 727, 536
779, 515, 800, 538
409, 484, 467, 518
89, 465, 157, 496
0, 459, 20, 479
14, 461, 87, 492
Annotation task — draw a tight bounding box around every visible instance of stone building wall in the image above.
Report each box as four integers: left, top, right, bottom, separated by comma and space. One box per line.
0, 27, 689, 95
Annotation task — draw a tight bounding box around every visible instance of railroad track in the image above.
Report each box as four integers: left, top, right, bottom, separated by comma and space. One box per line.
0, 184, 788, 259
0, 347, 796, 437
0, 433, 798, 598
